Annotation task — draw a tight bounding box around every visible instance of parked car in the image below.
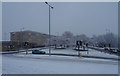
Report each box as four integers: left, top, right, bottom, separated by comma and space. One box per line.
104, 47, 109, 50
32, 50, 46, 54
110, 48, 118, 53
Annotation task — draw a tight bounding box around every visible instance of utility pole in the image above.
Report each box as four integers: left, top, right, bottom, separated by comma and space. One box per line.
45, 2, 53, 56
19, 27, 24, 52
4, 32, 6, 41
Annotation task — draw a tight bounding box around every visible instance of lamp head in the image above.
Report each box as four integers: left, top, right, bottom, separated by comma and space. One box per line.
45, 2, 48, 4
51, 7, 53, 9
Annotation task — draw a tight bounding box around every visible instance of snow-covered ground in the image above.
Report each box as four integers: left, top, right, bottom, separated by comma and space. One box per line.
2, 48, 118, 74
2, 53, 118, 74
23, 48, 118, 58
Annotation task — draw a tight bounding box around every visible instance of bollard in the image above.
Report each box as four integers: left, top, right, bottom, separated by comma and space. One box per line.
78, 53, 82, 57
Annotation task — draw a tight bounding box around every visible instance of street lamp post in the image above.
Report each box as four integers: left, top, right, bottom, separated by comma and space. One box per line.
19, 27, 24, 52
45, 2, 53, 56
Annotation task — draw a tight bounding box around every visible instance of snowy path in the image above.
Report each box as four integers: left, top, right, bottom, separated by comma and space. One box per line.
2, 54, 118, 74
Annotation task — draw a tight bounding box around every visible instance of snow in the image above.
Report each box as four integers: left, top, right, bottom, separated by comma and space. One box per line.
2, 48, 119, 74
13, 53, 118, 63
2, 54, 118, 74
22, 48, 118, 58
80, 49, 118, 58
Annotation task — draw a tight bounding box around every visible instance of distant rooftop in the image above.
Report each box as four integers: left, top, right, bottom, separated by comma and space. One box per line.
11, 30, 44, 34
10, 30, 56, 37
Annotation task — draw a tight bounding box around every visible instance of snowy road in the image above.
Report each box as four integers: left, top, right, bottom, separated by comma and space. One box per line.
2, 54, 118, 74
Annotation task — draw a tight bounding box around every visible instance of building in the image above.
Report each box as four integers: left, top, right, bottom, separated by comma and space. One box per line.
0, 30, 57, 51
10, 30, 49, 47
1, 41, 19, 51
1, 40, 41, 51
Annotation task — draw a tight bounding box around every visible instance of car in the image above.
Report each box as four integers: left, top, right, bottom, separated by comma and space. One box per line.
55, 47, 66, 49
32, 50, 46, 54
110, 48, 118, 53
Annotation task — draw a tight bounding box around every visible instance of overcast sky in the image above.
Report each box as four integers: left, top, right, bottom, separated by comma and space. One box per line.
2, 2, 118, 40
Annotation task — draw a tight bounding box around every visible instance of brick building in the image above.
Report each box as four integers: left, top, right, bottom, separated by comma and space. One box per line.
1, 41, 19, 51
10, 30, 49, 47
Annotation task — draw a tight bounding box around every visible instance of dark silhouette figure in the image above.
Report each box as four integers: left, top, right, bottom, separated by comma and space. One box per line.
109, 44, 111, 49
76, 41, 79, 50
86, 43, 89, 54
79, 40, 82, 48
104, 44, 106, 48
86, 43, 88, 48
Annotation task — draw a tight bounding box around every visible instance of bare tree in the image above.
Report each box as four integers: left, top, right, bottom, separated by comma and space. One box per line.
61, 31, 74, 47
91, 33, 118, 48
74, 34, 89, 43
62, 31, 73, 38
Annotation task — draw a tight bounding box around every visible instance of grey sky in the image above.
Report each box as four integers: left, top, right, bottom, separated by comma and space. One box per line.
2, 2, 118, 40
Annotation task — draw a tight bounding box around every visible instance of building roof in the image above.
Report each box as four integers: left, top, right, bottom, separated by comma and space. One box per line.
10, 30, 56, 37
